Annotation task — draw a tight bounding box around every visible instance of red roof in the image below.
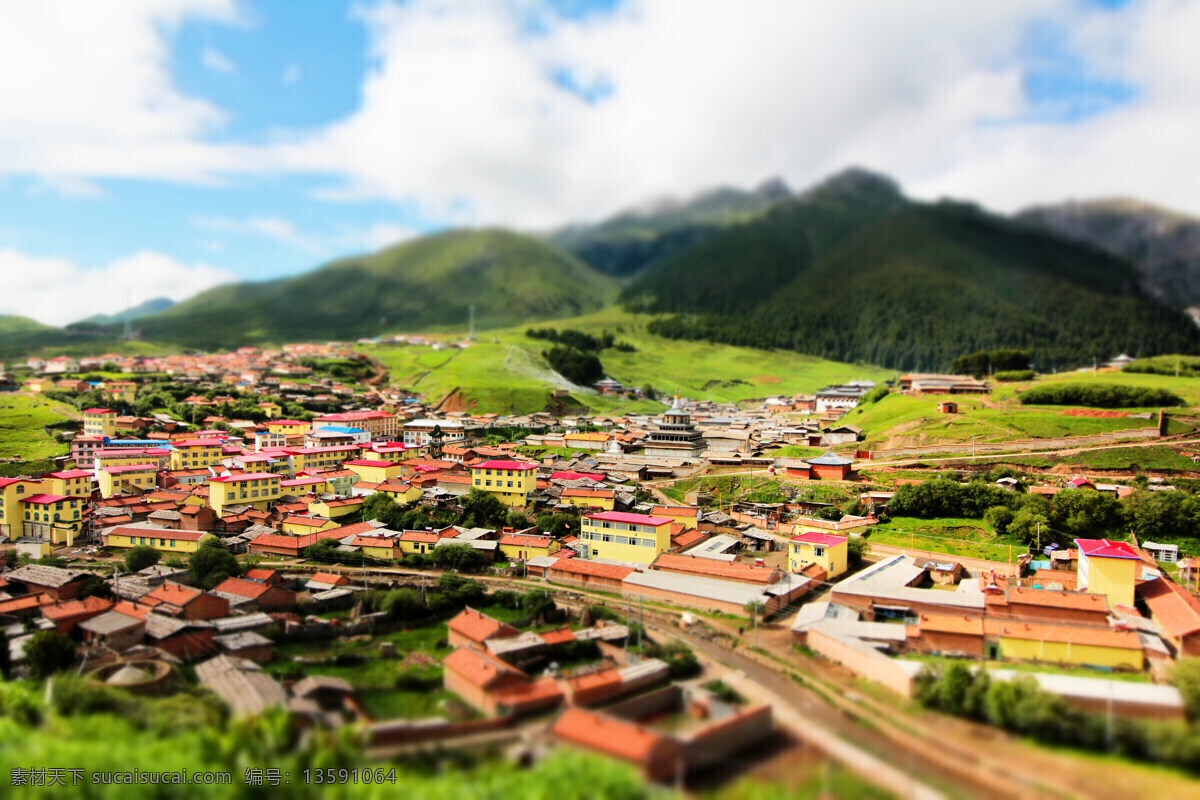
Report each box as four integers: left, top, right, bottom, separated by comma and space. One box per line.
551, 708, 670, 765
22, 494, 73, 504
790, 531, 849, 547
83, 408, 115, 414
283, 515, 332, 528
171, 438, 224, 447
42, 596, 113, 620
210, 472, 279, 483
548, 558, 636, 581
562, 488, 614, 498
144, 583, 202, 607
244, 568, 279, 582
107, 526, 204, 541
587, 511, 672, 527
1141, 577, 1200, 638
475, 459, 537, 471
498, 534, 552, 549
1076, 538, 1142, 560
344, 459, 398, 468
539, 628, 576, 646
46, 469, 92, 479
552, 470, 606, 482
400, 530, 439, 543
448, 607, 520, 644
212, 577, 271, 599
310, 572, 350, 586
444, 645, 525, 688
671, 529, 706, 549
652, 553, 780, 584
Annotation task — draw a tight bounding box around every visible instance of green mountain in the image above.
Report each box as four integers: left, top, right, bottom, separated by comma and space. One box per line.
624, 169, 1200, 371
78, 297, 176, 326
1018, 199, 1200, 314
132, 229, 618, 348
0, 315, 53, 335
548, 177, 790, 277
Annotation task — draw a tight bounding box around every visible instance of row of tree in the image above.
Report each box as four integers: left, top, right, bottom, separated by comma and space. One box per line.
916, 661, 1200, 772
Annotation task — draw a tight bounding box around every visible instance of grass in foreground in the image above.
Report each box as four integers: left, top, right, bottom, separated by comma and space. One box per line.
0, 394, 73, 460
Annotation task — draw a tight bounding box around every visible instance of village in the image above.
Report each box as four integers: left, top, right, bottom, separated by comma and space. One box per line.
1, 344, 1199, 795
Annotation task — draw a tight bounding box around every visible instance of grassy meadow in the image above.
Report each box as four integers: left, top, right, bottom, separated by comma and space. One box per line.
365, 308, 895, 415
0, 394, 73, 460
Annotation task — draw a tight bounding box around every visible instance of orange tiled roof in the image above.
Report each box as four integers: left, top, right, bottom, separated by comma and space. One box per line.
144, 583, 202, 607
213, 577, 271, 599
652, 552, 779, 584
548, 558, 636, 582
551, 707, 669, 765
1141, 577, 1200, 639
443, 645, 525, 688
448, 607, 519, 644
41, 596, 113, 620
998, 621, 1141, 649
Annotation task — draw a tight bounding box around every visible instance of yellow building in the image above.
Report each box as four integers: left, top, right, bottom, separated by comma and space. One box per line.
398, 530, 440, 555
97, 463, 158, 498
25, 378, 54, 393
345, 459, 405, 484
104, 381, 138, 403
281, 515, 338, 535
372, 481, 423, 505
103, 525, 211, 554
268, 419, 310, 436
21, 493, 85, 546
1076, 538, 1140, 608
498, 533, 553, 561
280, 475, 331, 496
308, 496, 365, 519
579, 511, 673, 564
258, 402, 282, 419
561, 488, 616, 510
83, 408, 118, 438
169, 438, 225, 470
44, 469, 94, 498
0, 478, 49, 540
562, 432, 612, 451
470, 459, 538, 506
352, 535, 401, 561
788, 532, 849, 577
997, 622, 1143, 670
208, 472, 282, 516
283, 445, 362, 476
94, 447, 171, 471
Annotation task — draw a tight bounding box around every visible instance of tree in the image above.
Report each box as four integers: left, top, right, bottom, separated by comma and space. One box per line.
361, 492, 399, 524
1172, 658, 1200, 720
25, 630, 77, 679
123, 546, 161, 574
505, 510, 532, 529
847, 536, 868, 565
641, 384, 658, 401
1008, 508, 1050, 546
189, 538, 240, 590
984, 505, 1014, 536
460, 487, 508, 529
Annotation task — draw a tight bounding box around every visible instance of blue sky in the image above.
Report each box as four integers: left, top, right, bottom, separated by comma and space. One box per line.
0, 0, 1184, 325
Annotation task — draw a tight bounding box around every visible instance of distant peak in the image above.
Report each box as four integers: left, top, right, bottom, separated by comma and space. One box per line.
805, 167, 903, 203
753, 176, 791, 202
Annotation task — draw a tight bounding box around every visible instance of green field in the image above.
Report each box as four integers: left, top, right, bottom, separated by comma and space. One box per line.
0, 394, 74, 460
365, 308, 894, 415
1000, 445, 1200, 472
869, 516, 1024, 563
845, 390, 1165, 450
989, 368, 1200, 407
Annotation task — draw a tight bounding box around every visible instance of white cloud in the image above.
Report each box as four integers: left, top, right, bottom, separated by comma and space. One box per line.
269, 0, 1059, 227
0, 0, 247, 182
201, 46, 237, 74
354, 222, 420, 251
0, 249, 237, 326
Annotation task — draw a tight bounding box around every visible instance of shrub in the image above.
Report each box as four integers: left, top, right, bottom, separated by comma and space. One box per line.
995, 370, 1035, 382
1019, 383, 1184, 408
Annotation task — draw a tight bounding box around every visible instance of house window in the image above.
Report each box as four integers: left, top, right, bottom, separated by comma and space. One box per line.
507, 481, 513, 488
814, 546, 826, 557
602, 535, 612, 543
170, 540, 175, 548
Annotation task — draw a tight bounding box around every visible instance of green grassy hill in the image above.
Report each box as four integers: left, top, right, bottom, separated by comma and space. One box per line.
365, 309, 893, 415
131, 229, 618, 349
626, 171, 1200, 371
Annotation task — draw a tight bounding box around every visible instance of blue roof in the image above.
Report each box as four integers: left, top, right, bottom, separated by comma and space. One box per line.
315, 426, 367, 434
805, 450, 854, 466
